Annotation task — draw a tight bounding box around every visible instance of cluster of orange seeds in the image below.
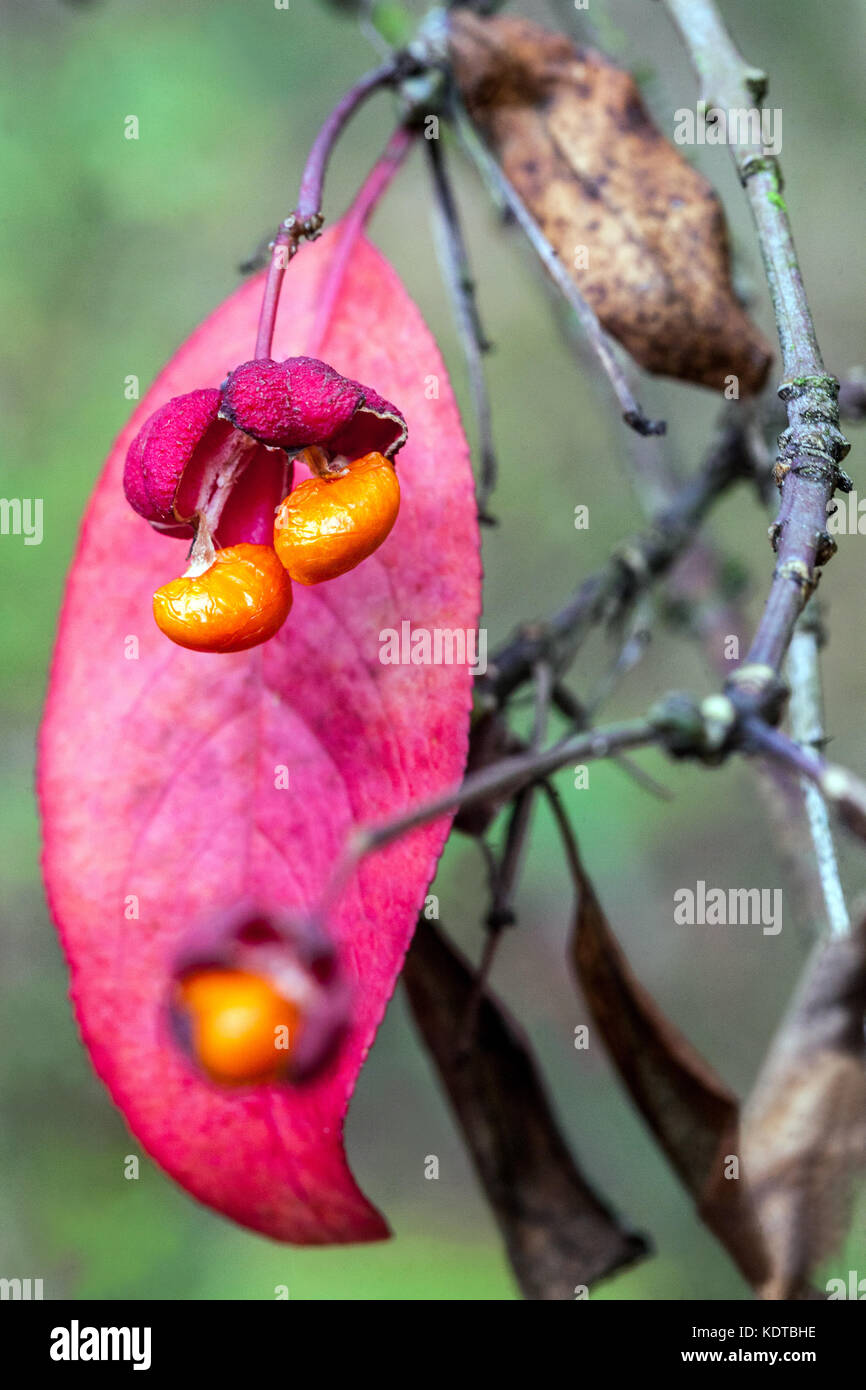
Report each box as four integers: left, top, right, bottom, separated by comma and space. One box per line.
153, 451, 400, 654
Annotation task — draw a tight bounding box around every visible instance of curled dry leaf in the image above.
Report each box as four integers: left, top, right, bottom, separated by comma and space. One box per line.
741, 925, 866, 1300
568, 843, 770, 1289
450, 12, 773, 394
404, 919, 648, 1299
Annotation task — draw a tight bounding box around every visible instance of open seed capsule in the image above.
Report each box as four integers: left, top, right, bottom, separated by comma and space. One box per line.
153, 543, 292, 653
273, 451, 400, 585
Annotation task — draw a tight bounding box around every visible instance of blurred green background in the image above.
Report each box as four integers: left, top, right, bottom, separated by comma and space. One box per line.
2, 0, 865, 1300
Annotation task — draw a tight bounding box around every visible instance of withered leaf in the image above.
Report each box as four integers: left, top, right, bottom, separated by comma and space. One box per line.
404, 918, 648, 1300
568, 847, 770, 1289
450, 13, 773, 394
741, 926, 866, 1300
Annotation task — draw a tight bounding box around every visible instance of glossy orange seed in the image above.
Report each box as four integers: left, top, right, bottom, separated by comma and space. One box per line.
177, 967, 301, 1085
153, 543, 292, 653
273, 451, 400, 585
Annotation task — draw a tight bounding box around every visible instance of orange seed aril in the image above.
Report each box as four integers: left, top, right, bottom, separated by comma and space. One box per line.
273, 451, 400, 585
177, 967, 301, 1085
153, 543, 292, 653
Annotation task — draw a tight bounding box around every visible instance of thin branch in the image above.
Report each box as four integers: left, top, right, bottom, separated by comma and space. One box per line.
662, 0, 851, 687
551, 683, 673, 802
254, 57, 407, 358
481, 409, 755, 707
304, 684, 866, 959
485, 788, 533, 932
785, 620, 851, 938
743, 718, 866, 844
486, 660, 552, 928
620, 396, 851, 934
308, 124, 415, 358
315, 716, 660, 921
457, 665, 554, 1049
353, 717, 656, 856
358, 0, 398, 56
426, 135, 499, 522
455, 782, 536, 1055
585, 600, 653, 716
320, 681, 866, 930
452, 103, 666, 438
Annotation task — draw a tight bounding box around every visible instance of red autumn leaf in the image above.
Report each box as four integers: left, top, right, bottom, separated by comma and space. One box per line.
38, 224, 481, 1243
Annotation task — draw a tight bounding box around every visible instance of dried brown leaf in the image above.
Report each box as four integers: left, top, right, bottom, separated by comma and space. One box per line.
450, 12, 773, 394
404, 918, 648, 1299
569, 849, 770, 1289
742, 926, 866, 1299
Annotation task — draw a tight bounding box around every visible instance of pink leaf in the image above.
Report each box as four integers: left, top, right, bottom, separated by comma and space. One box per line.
38, 225, 481, 1243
